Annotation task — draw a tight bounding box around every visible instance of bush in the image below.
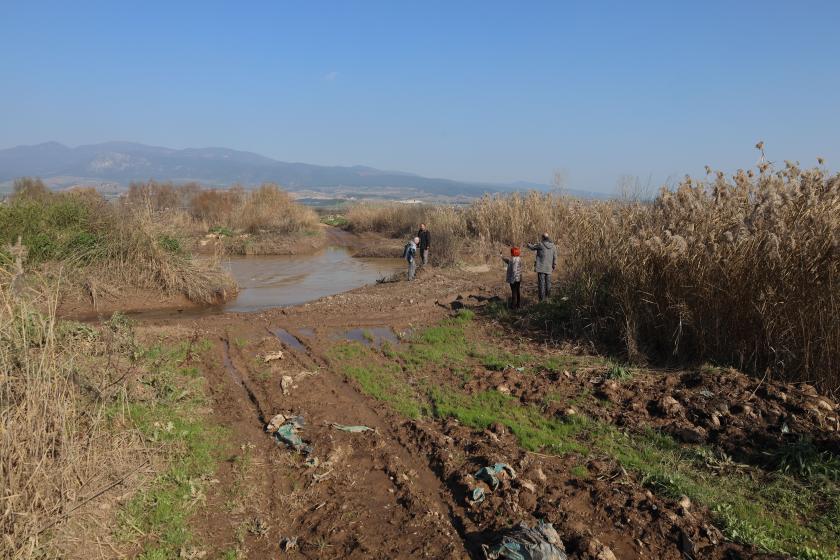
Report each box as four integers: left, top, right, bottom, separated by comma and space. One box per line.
1, 181, 235, 304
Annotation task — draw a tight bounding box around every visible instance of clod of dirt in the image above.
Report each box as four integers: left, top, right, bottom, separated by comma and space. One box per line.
262, 350, 284, 363
279, 536, 298, 551
655, 395, 683, 416
583, 537, 617, 560
596, 380, 621, 403
668, 423, 707, 444
280, 375, 293, 395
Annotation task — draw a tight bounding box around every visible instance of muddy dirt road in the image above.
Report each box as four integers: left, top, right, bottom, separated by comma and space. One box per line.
134, 263, 837, 559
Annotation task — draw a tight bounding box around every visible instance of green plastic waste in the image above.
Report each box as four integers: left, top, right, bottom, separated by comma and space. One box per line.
271, 416, 312, 454
331, 423, 373, 433
482, 521, 567, 560
475, 463, 516, 490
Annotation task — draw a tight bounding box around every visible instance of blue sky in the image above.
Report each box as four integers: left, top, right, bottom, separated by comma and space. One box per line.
1, 0, 838, 192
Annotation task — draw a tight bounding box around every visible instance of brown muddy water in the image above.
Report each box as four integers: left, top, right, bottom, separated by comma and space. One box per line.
79, 247, 405, 321
222, 247, 404, 313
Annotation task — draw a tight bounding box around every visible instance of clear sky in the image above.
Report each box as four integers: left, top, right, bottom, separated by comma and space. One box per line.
1, 0, 838, 192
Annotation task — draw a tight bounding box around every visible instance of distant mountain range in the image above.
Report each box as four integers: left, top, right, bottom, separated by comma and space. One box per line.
0, 141, 609, 200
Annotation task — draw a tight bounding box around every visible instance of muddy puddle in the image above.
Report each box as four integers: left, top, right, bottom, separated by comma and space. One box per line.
338, 326, 401, 348
270, 327, 307, 352
222, 247, 404, 313
80, 247, 405, 321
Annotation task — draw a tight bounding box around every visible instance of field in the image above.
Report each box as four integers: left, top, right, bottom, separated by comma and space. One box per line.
1, 157, 838, 559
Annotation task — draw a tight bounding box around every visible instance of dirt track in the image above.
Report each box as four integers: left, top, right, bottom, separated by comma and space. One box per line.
135, 263, 836, 559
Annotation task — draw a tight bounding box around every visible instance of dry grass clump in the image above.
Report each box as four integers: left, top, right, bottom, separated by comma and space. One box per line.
0, 274, 146, 558
556, 160, 839, 390
1, 185, 236, 304
125, 181, 319, 235
344, 203, 466, 265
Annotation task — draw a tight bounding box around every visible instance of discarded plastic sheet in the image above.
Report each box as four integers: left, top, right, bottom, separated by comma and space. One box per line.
470, 487, 486, 503
482, 521, 568, 560
475, 463, 517, 490
331, 423, 373, 433
266, 414, 312, 454
263, 350, 284, 363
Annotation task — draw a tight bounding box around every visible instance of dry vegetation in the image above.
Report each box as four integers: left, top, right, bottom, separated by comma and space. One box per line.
344, 155, 839, 391
345, 202, 466, 265
0, 178, 236, 305
125, 181, 320, 252
0, 274, 145, 558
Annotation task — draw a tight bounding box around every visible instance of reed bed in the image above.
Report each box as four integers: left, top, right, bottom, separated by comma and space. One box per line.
344, 203, 466, 265
343, 159, 839, 390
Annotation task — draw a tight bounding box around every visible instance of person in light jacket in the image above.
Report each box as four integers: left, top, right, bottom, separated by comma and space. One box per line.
501, 246, 522, 308
404, 236, 419, 281
527, 233, 556, 301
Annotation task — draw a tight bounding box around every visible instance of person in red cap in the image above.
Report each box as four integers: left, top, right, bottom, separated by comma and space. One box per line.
501, 246, 522, 308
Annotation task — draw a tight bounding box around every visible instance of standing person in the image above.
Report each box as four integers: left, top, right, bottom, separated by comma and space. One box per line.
416, 223, 431, 266
404, 236, 419, 281
527, 232, 556, 301
501, 246, 522, 308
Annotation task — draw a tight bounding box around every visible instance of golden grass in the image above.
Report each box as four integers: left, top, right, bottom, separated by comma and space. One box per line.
126, 181, 319, 235
344, 203, 466, 265
0, 273, 147, 558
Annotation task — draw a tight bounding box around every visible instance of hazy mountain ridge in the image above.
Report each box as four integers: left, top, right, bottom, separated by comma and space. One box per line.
0, 141, 609, 199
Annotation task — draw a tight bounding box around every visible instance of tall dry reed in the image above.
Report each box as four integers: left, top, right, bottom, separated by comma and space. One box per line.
345, 203, 466, 265
0, 272, 146, 558
555, 162, 839, 390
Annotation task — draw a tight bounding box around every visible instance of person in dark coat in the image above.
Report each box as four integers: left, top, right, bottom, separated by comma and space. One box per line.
527, 233, 556, 301
416, 223, 431, 266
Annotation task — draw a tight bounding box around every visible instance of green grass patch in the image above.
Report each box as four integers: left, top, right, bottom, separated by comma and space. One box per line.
429, 388, 588, 455
321, 214, 349, 227
115, 341, 225, 558
330, 342, 424, 419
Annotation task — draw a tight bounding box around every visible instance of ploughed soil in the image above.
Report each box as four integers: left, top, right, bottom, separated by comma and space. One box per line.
132, 263, 838, 560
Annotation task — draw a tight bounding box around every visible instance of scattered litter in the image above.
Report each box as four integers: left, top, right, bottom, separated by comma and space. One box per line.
470, 487, 486, 503
514, 366, 525, 373
482, 520, 567, 560
266, 413, 289, 433
281, 375, 293, 395
475, 463, 516, 490
312, 469, 333, 482
266, 414, 312, 454
699, 389, 715, 398
279, 536, 298, 552
262, 350, 284, 363
304, 456, 320, 468
589, 376, 604, 384
331, 423, 374, 433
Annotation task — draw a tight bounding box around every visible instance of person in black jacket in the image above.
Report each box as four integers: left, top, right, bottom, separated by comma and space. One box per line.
417, 223, 431, 266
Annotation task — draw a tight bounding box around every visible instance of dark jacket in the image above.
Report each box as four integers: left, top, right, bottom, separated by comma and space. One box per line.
527, 239, 557, 274
417, 229, 431, 251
